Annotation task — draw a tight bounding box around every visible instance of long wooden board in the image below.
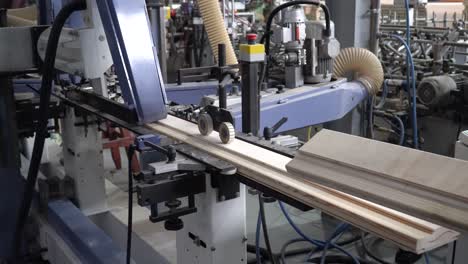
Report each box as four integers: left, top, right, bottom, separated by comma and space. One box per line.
146, 116, 459, 253
287, 129, 468, 232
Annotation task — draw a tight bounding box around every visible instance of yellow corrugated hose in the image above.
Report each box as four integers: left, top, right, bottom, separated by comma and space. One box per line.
198, 0, 238, 65
333, 47, 384, 95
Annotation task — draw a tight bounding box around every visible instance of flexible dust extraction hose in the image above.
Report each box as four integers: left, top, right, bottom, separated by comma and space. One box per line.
333, 47, 384, 95
197, 0, 238, 65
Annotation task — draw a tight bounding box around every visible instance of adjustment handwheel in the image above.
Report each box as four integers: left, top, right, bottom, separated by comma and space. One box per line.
219, 122, 235, 144
198, 113, 213, 136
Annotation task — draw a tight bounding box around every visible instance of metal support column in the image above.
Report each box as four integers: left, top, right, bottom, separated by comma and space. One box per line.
176, 175, 247, 264
325, 0, 371, 136
148, 0, 167, 83
61, 107, 107, 215
326, 0, 372, 48
240, 62, 260, 136
239, 35, 263, 136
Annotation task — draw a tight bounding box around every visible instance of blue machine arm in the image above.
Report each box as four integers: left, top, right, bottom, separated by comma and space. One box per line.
96, 0, 167, 123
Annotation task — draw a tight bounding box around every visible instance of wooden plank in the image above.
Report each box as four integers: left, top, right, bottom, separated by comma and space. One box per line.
146, 116, 459, 253
287, 129, 468, 232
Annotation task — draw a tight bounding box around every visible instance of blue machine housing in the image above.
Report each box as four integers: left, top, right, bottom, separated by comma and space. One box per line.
97, 0, 168, 123
167, 78, 368, 135
231, 79, 368, 134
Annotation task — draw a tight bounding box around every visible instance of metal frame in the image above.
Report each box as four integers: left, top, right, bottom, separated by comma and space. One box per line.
47, 200, 127, 263
96, 0, 167, 123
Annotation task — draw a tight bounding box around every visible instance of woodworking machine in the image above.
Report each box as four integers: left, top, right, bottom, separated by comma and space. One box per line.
1, 0, 463, 264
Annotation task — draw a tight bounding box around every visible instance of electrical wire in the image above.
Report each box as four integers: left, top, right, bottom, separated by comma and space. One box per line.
360, 233, 391, 264
256, 211, 262, 264
259, 194, 277, 264
319, 223, 350, 264
279, 238, 309, 264
375, 110, 405, 146
381, 33, 417, 149
307, 222, 348, 261
404, 0, 419, 149
375, 79, 388, 109
126, 146, 136, 264
259, 0, 330, 86
278, 202, 360, 264
368, 97, 375, 139
392, 114, 405, 146
251, 233, 362, 264
424, 253, 430, 264
451, 241, 456, 264
307, 255, 373, 264
12, 1, 87, 260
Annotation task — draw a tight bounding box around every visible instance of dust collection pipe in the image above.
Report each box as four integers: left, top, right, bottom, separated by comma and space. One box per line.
197, 0, 238, 65
333, 47, 384, 95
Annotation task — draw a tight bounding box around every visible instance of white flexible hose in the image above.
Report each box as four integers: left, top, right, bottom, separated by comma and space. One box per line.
198, 0, 238, 65
333, 47, 384, 95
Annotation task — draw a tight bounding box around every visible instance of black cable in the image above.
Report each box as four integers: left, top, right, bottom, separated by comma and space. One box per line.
126, 146, 136, 264
259, 0, 330, 85
368, 96, 375, 139
360, 233, 391, 264
279, 238, 310, 264
258, 194, 277, 264
451, 240, 456, 264
307, 255, 374, 264
12, 1, 86, 260
247, 231, 362, 263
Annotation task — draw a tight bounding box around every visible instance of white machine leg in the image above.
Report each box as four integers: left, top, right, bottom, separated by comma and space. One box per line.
176, 176, 247, 264
61, 107, 107, 215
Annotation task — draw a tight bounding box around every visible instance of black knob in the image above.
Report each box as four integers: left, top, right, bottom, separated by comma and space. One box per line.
263, 127, 273, 140
166, 145, 176, 163
165, 218, 184, 231
276, 84, 285, 94
165, 199, 182, 209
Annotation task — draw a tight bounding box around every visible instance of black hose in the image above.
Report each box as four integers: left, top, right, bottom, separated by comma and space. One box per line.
12, 0, 86, 259
262, 0, 330, 54
260, 0, 330, 85
258, 194, 277, 264
126, 146, 136, 264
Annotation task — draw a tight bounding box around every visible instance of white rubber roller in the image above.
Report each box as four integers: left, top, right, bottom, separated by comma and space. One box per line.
219, 122, 235, 144
333, 47, 384, 95
198, 0, 238, 65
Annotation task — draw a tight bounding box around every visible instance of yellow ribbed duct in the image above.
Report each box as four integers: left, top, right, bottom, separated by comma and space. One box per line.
333, 47, 384, 95
198, 0, 238, 65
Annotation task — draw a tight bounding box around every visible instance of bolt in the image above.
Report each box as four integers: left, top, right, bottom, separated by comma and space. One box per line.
242, 237, 248, 243
98, 35, 105, 41
211, 246, 216, 252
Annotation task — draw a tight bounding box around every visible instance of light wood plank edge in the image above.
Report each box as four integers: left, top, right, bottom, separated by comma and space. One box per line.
298, 129, 468, 204
287, 153, 468, 232
146, 116, 459, 253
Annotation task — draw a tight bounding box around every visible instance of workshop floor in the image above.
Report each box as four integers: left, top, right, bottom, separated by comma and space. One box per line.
102, 148, 452, 264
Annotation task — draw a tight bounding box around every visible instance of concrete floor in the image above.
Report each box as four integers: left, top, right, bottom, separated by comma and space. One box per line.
102, 148, 452, 264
